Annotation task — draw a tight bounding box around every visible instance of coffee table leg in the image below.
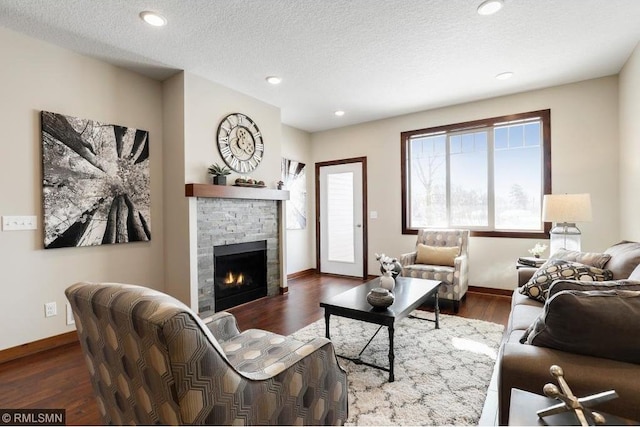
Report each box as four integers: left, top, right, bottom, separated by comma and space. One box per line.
435, 287, 440, 329
388, 324, 395, 382
324, 312, 331, 339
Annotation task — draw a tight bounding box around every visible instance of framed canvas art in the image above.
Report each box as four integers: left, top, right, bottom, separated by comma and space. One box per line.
281, 158, 307, 230
41, 111, 151, 248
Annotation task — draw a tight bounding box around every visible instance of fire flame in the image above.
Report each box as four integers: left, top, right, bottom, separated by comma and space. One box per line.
224, 271, 245, 286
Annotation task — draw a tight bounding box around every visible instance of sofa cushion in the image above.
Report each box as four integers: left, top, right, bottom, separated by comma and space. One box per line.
508, 304, 543, 332
519, 259, 613, 302
547, 279, 640, 300
511, 290, 544, 308
221, 329, 306, 374
549, 248, 611, 268
604, 241, 640, 279
403, 264, 455, 284
525, 289, 640, 364
415, 244, 459, 267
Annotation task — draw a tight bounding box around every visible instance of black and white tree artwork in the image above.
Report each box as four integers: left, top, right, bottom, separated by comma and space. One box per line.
41, 111, 151, 249
281, 158, 306, 230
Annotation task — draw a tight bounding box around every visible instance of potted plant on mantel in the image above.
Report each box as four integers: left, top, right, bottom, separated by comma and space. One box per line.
208, 162, 231, 185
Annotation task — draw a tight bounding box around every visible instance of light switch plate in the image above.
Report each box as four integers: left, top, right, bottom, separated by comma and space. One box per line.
2, 216, 37, 231
66, 302, 75, 325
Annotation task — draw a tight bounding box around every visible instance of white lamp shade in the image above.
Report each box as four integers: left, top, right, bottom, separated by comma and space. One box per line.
542, 194, 592, 223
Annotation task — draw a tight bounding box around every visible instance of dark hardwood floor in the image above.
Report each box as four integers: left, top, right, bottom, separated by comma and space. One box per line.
0, 273, 511, 425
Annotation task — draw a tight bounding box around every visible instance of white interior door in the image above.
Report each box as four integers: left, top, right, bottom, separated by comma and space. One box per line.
319, 162, 364, 277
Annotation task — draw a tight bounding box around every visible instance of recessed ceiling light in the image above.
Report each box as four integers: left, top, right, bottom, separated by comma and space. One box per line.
334, 110, 345, 117
477, 0, 503, 15
139, 11, 167, 27
266, 76, 282, 85
495, 71, 514, 80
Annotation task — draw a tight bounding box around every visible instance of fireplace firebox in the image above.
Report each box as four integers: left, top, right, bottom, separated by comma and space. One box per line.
213, 240, 267, 311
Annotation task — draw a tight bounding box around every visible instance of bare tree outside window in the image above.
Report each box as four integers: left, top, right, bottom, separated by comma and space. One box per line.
401, 110, 551, 238
41, 111, 151, 249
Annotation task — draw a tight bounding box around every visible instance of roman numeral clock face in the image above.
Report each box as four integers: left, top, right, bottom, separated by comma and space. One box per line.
216, 113, 264, 173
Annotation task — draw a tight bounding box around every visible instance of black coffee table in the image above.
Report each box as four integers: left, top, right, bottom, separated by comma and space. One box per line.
320, 276, 441, 382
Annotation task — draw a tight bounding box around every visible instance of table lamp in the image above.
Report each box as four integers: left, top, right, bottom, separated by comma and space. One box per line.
542, 194, 592, 256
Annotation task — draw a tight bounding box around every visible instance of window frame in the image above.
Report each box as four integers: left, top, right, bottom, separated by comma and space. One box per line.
401, 109, 551, 238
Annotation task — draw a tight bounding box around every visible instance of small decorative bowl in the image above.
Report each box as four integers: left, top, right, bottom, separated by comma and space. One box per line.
367, 287, 394, 308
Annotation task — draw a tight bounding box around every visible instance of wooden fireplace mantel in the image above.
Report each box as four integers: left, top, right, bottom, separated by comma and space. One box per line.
185, 183, 290, 201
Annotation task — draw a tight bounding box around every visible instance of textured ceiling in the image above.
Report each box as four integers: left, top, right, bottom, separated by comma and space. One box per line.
1, 0, 639, 132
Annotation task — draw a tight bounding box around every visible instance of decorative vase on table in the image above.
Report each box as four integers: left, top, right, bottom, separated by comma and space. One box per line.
366, 287, 395, 309
379, 270, 395, 291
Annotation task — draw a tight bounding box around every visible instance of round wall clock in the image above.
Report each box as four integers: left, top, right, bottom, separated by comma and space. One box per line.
216, 113, 264, 173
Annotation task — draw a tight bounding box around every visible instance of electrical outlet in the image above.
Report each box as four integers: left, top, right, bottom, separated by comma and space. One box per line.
66, 302, 75, 325
45, 302, 57, 317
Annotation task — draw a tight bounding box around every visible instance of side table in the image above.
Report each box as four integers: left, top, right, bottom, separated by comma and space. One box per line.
508, 388, 637, 426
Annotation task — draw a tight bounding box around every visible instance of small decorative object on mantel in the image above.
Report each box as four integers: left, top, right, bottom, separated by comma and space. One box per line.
376, 253, 403, 278
528, 242, 548, 258
537, 365, 618, 426
366, 287, 394, 309
208, 162, 231, 185
234, 177, 266, 188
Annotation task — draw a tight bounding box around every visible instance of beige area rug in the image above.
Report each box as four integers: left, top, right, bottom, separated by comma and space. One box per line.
290, 311, 504, 426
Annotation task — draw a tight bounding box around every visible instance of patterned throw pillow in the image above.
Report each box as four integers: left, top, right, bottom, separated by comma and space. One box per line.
549, 248, 611, 269
519, 259, 614, 302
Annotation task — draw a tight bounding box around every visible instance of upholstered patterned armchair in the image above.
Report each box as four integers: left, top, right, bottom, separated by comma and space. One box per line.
65, 282, 347, 425
399, 229, 469, 312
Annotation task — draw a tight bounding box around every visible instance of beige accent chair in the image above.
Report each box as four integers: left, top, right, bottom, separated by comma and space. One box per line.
66, 282, 348, 425
400, 229, 470, 312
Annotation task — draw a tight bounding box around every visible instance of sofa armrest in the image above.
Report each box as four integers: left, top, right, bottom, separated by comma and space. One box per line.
400, 251, 417, 266
454, 254, 469, 292
498, 342, 640, 425
517, 266, 537, 287
242, 337, 348, 425
202, 311, 241, 342
242, 337, 344, 380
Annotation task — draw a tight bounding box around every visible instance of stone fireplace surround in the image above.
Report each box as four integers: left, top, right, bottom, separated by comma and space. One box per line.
187, 184, 289, 316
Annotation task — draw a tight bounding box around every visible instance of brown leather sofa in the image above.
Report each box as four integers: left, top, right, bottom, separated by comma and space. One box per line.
498, 241, 640, 425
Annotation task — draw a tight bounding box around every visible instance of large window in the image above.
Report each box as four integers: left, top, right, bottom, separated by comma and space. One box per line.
401, 110, 551, 237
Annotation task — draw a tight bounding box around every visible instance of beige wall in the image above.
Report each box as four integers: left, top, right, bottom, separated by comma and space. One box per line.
311, 77, 620, 290
619, 42, 640, 240
0, 27, 165, 350
183, 73, 283, 184
162, 73, 192, 306
282, 125, 315, 274
162, 72, 286, 309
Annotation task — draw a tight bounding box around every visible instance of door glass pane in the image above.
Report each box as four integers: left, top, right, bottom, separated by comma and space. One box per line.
327, 172, 354, 263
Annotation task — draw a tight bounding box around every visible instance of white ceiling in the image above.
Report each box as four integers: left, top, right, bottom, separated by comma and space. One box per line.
1, 0, 639, 133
